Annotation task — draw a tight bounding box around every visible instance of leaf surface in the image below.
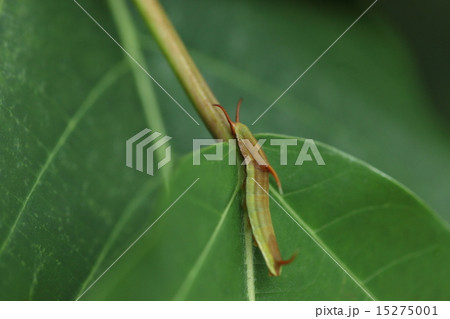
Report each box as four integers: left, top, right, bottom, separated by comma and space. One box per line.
1, 0, 449, 300
84, 136, 450, 300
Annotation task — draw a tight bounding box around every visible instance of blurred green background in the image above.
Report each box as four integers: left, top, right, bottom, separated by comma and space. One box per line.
144, 0, 450, 219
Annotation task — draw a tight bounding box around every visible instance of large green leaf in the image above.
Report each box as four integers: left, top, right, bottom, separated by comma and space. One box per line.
0, 0, 163, 300
82, 136, 450, 300
1, 0, 449, 300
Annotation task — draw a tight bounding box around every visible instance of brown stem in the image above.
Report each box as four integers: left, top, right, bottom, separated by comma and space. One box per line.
133, 0, 232, 139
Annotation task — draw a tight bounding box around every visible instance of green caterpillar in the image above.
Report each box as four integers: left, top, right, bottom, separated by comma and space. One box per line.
215, 100, 295, 276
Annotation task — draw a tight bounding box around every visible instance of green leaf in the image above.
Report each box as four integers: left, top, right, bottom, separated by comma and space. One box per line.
1, 0, 449, 301
0, 0, 164, 300
83, 135, 450, 300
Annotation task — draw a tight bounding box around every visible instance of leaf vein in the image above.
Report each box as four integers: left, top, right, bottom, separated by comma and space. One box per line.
173, 183, 240, 300
0, 61, 128, 260
283, 171, 350, 197
363, 245, 439, 284
269, 184, 377, 300
315, 203, 411, 233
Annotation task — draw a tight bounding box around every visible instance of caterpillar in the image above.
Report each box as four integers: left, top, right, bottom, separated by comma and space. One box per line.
214, 99, 296, 276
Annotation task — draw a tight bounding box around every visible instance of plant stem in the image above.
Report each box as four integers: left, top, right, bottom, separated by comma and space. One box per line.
108, 0, 171, 186
133, 0, 232, 140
